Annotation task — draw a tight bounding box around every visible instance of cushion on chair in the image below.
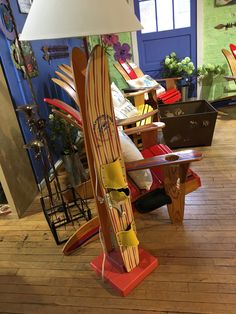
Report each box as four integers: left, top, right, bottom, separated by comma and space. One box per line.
111, 82, 138, 119
126, 75, 166, 96
118, 129, 153, 190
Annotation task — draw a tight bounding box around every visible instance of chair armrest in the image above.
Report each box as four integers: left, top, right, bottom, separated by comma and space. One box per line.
224, 75, 236, 81
156, 77, 182, 90
116, 109, 159, 127
124, 122, 164, 136
122, 87, 150, 93
124, 122, 165, 149
124, 122, 165, 135
156, 77, 182, 82
125, 150, 202, 171
124, 86, 159, 97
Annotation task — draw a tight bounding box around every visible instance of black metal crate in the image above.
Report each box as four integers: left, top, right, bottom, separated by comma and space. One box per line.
159, 100, 217, 148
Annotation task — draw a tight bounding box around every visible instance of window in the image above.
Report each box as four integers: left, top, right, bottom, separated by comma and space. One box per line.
156, 0, 173, 32
139, 0, 191, 34
139, 0, 157, 34
174, 0, 191, 29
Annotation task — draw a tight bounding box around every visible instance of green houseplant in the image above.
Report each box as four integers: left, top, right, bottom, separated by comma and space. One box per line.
161, 52, 225, 99
48, 113, 79, 155
161, 52, 195, 85
196, 63, 225, 82
161, 52, 225, 82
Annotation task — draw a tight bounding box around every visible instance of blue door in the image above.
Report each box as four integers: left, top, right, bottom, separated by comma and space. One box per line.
134, 0, 197, 80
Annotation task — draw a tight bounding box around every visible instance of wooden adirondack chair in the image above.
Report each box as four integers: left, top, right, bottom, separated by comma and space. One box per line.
45, 97, 202, 224
114, 59, 182, 105
222, 48, 236, 87
47, 51, 201, 224
53, 61, 161, 116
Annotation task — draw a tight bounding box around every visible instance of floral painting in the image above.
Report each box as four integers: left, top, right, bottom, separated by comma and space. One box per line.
101, 34, 132, 62
215, 0, 236, 6
88, 33, 133, 89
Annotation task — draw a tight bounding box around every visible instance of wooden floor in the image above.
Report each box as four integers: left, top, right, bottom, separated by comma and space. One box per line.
1, 106, 236, 314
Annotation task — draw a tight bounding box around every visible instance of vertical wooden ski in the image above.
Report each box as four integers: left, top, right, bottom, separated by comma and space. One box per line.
84, 46, 139, 272
70, 47, 113, 255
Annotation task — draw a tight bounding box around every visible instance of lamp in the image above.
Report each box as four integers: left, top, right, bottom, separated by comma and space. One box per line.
20, 0, 142, 41
20, 0, 157, 296
20, 0, 142, 57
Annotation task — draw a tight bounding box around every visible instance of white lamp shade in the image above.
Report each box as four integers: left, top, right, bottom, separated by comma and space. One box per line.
20, 0, 142, 41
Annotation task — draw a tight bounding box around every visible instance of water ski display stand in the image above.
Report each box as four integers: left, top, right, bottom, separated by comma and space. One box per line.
46, 46, 201, 296
70, 45, 157, 296
91, 248, 157, 296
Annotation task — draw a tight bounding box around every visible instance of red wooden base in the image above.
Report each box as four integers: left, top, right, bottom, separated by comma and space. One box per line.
90, 248, 158, 296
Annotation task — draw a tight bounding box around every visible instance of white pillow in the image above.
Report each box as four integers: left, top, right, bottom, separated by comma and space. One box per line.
118, 129, 153, 190
127, 75, 165, 96
111, 82, 138, 119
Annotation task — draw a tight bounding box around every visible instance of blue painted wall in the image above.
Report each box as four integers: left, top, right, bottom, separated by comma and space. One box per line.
0, 0, 83, 183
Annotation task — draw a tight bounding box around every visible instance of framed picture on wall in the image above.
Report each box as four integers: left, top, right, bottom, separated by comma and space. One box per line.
215, 0, 236, 6
17, 0, 33, 14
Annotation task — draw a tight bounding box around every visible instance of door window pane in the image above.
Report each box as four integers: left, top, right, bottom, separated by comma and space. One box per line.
156, 0, 173, 32
139, 0, 157, 34
174, 0, 191, 29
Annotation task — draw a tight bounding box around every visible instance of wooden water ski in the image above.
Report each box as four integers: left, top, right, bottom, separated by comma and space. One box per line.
62, 216, 100, 255
85, 46, 139, 272
71, 48, 113, 254
45, 47, 157, 295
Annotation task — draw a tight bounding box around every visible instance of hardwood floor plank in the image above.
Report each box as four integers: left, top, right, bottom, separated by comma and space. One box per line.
1, 106, 236, 313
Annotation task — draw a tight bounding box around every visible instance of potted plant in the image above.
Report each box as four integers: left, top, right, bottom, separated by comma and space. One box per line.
161, 52, 195, 100
48, 112, 88, 187
161, 52, 225, 100
196, 63, 225, 84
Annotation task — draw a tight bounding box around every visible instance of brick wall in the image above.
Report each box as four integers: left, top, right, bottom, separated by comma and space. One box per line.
202, 0, 236, 100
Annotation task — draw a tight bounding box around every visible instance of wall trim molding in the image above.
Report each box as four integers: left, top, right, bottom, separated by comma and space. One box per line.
197, 0, 204, 98
128, 0, 140, 66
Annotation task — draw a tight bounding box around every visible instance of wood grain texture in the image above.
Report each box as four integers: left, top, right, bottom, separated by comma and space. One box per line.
57, 64, 73, 78
1, 88, 235, 311
116, 109, 159, 126
55, 70, 76, 90
85, 45, 139, 272
222, 49, 236, 84
126, 150, 202, 171
71, 47, 113, 254
51, 78, 79, 106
